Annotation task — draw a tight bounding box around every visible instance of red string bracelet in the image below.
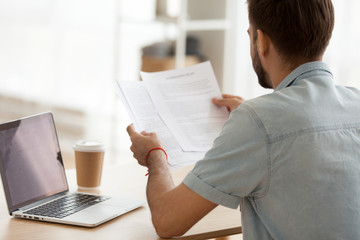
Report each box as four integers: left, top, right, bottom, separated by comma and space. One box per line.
145, 147, 168, 176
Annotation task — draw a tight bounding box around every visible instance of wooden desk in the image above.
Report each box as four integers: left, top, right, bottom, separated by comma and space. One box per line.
0, 163, 242, 240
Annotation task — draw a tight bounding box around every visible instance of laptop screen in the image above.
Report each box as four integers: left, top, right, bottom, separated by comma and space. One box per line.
0, 113, 68, 213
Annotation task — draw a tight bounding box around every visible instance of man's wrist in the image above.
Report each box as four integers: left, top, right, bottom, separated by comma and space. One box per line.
145, 148, 168, 175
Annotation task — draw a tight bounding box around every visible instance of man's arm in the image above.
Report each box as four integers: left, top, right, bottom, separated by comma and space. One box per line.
127, 125, 217, 238
126, 94, 244, 237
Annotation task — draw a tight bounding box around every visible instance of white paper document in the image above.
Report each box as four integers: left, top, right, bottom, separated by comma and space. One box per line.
115, 81, 205, 168
141, 61, 229, 152
116, 61, 229, 167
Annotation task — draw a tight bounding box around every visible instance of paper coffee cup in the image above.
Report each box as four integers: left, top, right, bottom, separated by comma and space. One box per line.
73, 140, 105, 190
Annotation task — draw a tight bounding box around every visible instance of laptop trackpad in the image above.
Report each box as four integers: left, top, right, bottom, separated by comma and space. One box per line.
65, 205, 126, 225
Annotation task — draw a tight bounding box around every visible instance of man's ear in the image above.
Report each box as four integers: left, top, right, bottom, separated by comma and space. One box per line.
256, 29, 271, 57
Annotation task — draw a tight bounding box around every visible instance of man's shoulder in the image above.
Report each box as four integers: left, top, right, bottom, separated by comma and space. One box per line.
228, 93, 291, 139
238, 91, 291, 117
236, 81, 360, 139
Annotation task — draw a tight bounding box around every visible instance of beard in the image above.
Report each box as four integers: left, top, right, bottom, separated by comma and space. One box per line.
252, 46, 273, 89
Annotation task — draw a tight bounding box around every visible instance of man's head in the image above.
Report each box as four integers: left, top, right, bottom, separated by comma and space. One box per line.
247, 0, 335, 88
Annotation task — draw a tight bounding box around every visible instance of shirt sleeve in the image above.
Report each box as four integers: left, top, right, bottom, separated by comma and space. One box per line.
183, 104, 270, 209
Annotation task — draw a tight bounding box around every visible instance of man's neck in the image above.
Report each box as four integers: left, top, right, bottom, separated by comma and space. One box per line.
270, 56, 323, 89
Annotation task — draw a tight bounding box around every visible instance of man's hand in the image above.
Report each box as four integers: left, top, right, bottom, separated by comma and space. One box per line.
126, 124, 163, 166
213, 94, 245, 113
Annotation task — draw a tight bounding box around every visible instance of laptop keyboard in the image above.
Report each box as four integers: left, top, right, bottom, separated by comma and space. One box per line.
24, 193, 110, 219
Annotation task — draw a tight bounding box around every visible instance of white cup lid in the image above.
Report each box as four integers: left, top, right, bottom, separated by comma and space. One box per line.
73, 140, 106, 152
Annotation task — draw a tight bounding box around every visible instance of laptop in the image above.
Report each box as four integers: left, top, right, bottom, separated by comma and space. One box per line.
0, 112, 144, 227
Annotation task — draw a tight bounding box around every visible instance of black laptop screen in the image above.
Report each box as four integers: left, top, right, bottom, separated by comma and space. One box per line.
0, 113, 68, 213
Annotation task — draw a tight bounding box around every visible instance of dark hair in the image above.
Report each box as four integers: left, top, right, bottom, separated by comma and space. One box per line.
248, 0, 334, 62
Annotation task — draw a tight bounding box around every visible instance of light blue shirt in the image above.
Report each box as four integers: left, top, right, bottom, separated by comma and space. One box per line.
183, 62, 360, 239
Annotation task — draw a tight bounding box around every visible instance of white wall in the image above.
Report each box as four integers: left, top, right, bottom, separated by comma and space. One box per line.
0, 0, 359, 164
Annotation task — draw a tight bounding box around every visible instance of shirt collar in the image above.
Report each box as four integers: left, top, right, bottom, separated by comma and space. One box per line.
275, 61, 333, 91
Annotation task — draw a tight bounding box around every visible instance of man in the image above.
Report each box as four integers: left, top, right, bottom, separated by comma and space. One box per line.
127, 0, 360, 239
